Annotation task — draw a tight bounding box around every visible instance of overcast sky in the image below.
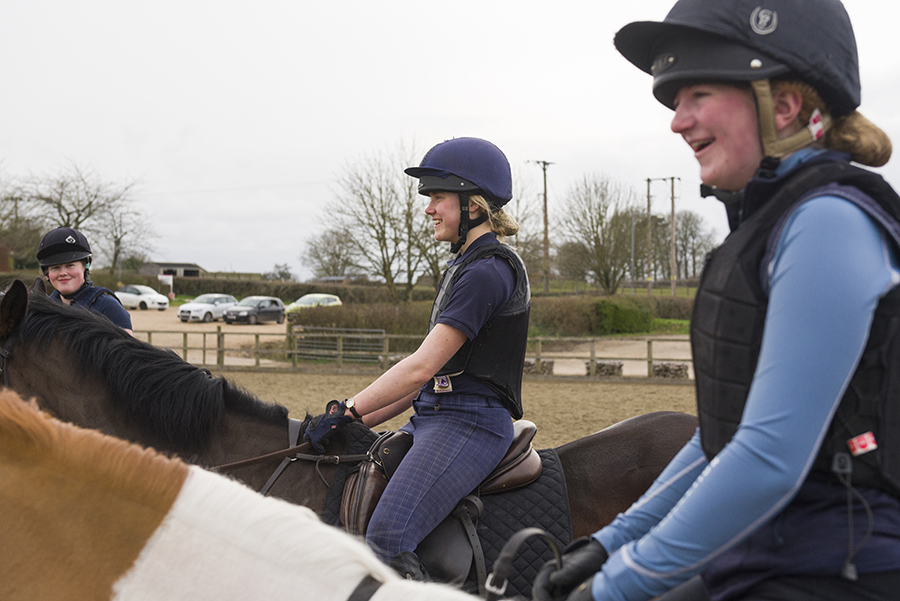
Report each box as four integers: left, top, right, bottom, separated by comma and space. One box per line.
2, 1, 897, 280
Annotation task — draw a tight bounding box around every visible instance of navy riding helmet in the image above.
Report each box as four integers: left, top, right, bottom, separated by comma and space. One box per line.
37, 227, 93, 268
406, 137, 513, 253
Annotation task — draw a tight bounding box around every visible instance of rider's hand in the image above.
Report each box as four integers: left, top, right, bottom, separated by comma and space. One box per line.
532, 537, 608, 601
304, 400, 353, 453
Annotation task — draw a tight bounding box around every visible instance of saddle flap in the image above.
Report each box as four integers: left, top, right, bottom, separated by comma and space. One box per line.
416, 512, 475, 585
340, 459, 386, 536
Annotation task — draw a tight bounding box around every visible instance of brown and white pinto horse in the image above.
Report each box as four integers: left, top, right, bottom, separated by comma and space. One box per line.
0, 389, 490, 601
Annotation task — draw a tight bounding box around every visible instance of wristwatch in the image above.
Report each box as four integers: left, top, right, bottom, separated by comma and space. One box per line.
344, 397, 362, 420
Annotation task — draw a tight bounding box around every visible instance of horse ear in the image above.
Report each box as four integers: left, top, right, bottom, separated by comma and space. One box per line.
29, 277, 47, 295
0, 279, 29, 340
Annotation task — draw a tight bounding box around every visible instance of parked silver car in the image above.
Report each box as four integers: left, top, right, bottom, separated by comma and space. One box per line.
178, 293, 238, 322
115, 285, 169, 311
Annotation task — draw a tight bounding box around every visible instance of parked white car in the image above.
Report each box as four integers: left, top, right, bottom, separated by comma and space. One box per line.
285, 293, 343, 313
115, 285, 170, 311
177, 293, 238, 322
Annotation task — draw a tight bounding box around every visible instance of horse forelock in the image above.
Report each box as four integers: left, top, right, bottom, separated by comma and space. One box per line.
18, 294, 288, 452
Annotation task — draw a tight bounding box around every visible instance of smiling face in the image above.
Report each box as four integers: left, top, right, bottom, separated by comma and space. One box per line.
424, 191, 462, 243
46, 261, 86, 297
670, 83, 763, 191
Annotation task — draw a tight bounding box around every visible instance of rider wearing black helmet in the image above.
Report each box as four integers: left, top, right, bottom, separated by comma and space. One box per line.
305, 137, 530, 576
534, 1, 899, 600
37, 227, 133, 333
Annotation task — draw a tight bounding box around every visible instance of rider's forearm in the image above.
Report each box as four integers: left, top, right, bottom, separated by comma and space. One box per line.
360, 392, 416, 428
346, 324, 467, 421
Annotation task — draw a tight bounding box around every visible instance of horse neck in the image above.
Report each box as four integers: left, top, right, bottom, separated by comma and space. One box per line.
0, 392, 188, 599
200, 411, 338, 511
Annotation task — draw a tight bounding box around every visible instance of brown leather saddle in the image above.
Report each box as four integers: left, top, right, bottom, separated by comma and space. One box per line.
340, 420, 542, 592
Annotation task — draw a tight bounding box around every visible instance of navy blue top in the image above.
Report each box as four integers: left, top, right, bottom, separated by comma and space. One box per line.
50, 283, 133, 330
422, 233, 516, 397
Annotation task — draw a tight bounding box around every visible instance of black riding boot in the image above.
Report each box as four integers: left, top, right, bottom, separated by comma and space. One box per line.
390, 551, 431, 581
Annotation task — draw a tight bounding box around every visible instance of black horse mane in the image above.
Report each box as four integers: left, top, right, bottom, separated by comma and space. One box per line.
18, 292, 288, 452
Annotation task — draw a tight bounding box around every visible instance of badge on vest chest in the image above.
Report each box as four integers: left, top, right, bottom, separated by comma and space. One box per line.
433, 375, 453, 393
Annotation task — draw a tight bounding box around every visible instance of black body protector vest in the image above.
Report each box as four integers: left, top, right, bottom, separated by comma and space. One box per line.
693, 159, 900, 496
428, 242, 531, 419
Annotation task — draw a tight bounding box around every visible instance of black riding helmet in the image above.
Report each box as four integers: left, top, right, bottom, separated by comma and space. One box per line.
406, 137, 513, 253
614, 0, 860, 117
615, 0, 860, 172
37, 227, 93, 269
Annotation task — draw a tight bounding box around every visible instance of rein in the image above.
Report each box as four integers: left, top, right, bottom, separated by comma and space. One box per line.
0, 331, 17, 387
211, 418, 369, 494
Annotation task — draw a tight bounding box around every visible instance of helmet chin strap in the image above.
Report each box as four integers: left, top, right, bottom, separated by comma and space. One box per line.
449, 192, 489, 254
751, 79, 833, 170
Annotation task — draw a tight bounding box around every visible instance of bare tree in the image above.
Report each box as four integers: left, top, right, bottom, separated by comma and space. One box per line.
263, 263, 295, 282
94, 204, 155, 273
301, 228, 363, 279
5, 161, 154, 270
329, 141, 431, 302
506, 165, 545, 280
674, 210, 716, 278
558, 174, 639, 294
19, 162, 137, 231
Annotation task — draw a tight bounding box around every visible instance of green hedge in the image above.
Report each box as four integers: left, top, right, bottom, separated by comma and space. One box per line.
287, 295, 692, 337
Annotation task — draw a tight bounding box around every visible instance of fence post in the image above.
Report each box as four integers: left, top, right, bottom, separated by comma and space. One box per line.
337, 335, 343, 369
381, 335, 390, 372
285, 319, 291, 350
535, 339, 542, 372
147, 331, 152, 346
217, 326, 224, 367
647, 339, 653, 378
202, 332, 208, 365
589, 339, 596, 377
291, 328, 297, 369
183, 332, 188, 362
254, 334, 260, 367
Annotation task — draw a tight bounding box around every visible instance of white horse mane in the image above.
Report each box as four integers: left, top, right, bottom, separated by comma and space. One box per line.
114, 466, 485, 601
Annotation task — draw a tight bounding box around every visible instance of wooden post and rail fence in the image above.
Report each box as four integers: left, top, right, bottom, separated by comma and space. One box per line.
133, 324, 693, 379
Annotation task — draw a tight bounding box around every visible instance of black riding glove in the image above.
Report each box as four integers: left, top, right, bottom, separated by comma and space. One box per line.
304, 400, 353, 453
532, 537, 608, 601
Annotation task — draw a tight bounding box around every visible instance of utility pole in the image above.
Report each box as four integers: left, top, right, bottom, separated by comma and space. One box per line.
530, 160, 554, 294
647, 177, 678, 296
669, 176, 680, 296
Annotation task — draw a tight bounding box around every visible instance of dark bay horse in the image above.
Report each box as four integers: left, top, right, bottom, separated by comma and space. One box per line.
0, 279, 698, 538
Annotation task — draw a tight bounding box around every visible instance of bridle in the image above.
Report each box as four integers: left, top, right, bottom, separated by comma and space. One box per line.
211, 417, 369, 495
0, 332, 18, 388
